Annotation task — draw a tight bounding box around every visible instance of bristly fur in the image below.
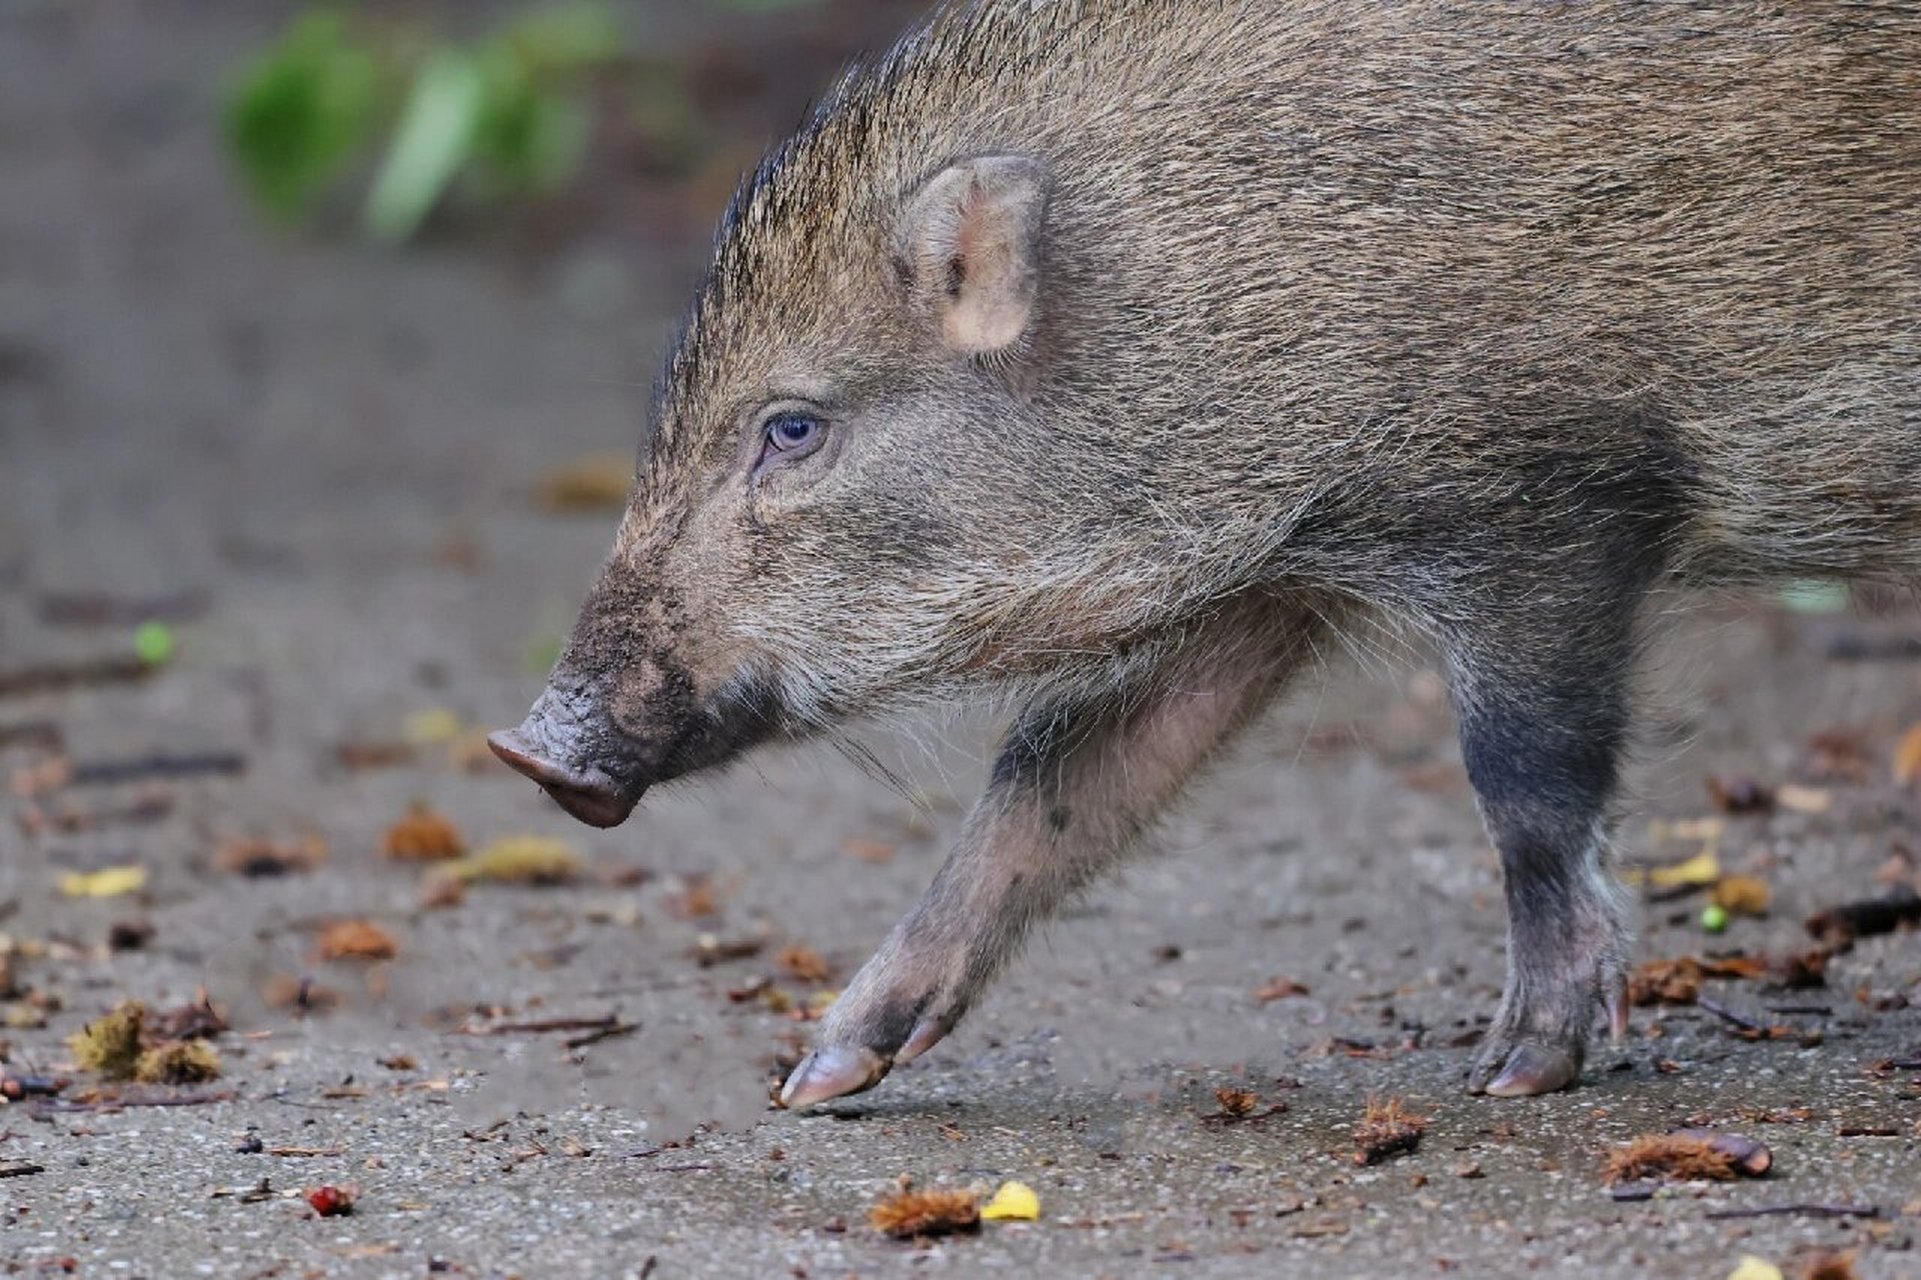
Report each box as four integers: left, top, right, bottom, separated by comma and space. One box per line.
508, 1, 1920, 1103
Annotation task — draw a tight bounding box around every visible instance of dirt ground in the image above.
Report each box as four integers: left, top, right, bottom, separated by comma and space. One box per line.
2, 3, 1918, 1277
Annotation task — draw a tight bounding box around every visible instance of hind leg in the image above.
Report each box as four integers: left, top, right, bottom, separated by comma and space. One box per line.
1449, 616, 1638, 1096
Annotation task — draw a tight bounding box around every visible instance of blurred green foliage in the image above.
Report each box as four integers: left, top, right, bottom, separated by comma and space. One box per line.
224, 4, 628, 243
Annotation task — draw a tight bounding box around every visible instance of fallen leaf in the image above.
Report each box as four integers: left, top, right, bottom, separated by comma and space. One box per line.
535, 453, 632, 511
775, 945, 833, 985
1353, 1096, 1426, 1165
1795, 1249, 1860, 1280
305, 1184, 358, 1217
418, 870, 466, 909
134, 1039, 222, 1085
842, 838, 895, 864
1775, 784, 1832, 814
869, 1184, 980, 1240
665, 877, 722, 919
450, 837, 581, 886
1602, 1132, 1764, 1184
214, 834, 327, 877
1255, 977, 1310, 1002
1649, 849, 1722, 890
1804, 729, 1869, 782
1895, 724, 1921, 786
263, 975, 341, 1013
980, 1180, 1040, 1222
403, 708, 465, 745
1707, 776, 1774, 814
1213, 1087, 1260, 1118
68, 1001, 147, 1078
1713, 875, 1773, 917
382, 803, 464, 861
1805, 890, 1921, 946
59, 865, 147, 898
315, 920, 398, 962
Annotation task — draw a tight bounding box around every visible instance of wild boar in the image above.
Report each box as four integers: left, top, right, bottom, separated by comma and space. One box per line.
490, 0, 1921, 1107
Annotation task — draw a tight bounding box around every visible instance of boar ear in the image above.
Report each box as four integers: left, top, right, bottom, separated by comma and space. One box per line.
900, 154, 1048, 356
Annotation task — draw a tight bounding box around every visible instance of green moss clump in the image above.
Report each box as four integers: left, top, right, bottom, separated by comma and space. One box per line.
68, 1001, 148, 1079
135, 1039, 223, 1085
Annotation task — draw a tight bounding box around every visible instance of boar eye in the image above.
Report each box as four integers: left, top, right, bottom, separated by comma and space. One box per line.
756, 410, 826, 470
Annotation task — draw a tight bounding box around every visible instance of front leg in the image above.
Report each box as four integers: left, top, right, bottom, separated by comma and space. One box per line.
779, 602, 1323, 1108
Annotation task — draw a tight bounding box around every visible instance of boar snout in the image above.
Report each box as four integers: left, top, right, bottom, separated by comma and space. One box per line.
487, 687, 643, 829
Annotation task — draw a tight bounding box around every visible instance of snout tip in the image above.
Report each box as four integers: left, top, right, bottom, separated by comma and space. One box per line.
487, 728, 640, 829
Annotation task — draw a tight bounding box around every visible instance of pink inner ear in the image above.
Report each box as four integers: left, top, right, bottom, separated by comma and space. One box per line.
905, 156, 1047, 355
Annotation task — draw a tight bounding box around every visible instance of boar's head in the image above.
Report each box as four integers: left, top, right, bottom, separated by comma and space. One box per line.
490, 142, 1130, 826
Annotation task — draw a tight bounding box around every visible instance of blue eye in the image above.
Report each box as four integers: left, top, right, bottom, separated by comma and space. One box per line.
765, 411, 821, 452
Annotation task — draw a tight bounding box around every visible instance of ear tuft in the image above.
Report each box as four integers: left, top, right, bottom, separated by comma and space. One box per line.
900, 154, 1048, 356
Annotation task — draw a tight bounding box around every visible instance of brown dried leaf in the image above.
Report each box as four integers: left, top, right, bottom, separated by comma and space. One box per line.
665, 877, 722, 920
1712, 874, 1773, 916
1213, 1087, 1259, 1118
1706, 775, 1774, 814
1805, 729, 1871, 783
535, 454, 632, 512
214, 834, 327, 877
315, 920, 398, 963
1353, 1096, 1426, 1165
1254, 977, 1310, 1003
1895, 724, 1921, 787
868, 1185, 980, 1240
842, 838, 896, 864
1601, 1134, 1740, 1184
775, 945, 833, 985
1796, 1250, 1860, 1280
263, 974, 341, 1014
382, 803, 464, 862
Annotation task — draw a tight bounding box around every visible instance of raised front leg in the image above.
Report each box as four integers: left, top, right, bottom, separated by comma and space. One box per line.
1452, 624, 1639, 1097
779, 601, 1324, 1108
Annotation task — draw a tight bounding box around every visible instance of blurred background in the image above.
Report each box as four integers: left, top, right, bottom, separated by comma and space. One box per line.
0, 0, 973, 1221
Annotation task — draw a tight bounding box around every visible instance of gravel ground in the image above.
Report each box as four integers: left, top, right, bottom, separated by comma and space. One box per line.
2, 4, 1917, 1277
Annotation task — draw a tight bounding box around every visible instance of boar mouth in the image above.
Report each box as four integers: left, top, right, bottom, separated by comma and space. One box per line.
486, 727, 643, 829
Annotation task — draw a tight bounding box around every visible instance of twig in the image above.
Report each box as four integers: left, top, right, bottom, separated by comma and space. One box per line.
0, 1162, 46, 1178
463, 1014, 620, 1036
1705, 1202, 1878, 1220
1698, 997, 1768, 1032
0, 721, 63, 752
564, 1021, 639, 1051
68, 752, 246, 787
0, 656, 153, 699
39, 589, 209, 628
30, 1089, 235, 1116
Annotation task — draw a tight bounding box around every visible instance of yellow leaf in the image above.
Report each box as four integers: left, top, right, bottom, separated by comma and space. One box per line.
980, 1180, 1040, 1222
1711, 874, 1772, 916
1727, 1256, 1783, 1280
1639, 849, 1721, 891
452, 836, 582, 885
1894, 723, 1921, 786
59, 865, 147, 898
1774, 783, 1831, 814
403, 707, 465, 745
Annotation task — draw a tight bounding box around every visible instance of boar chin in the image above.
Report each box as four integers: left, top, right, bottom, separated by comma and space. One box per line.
486, 727, 643, 829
